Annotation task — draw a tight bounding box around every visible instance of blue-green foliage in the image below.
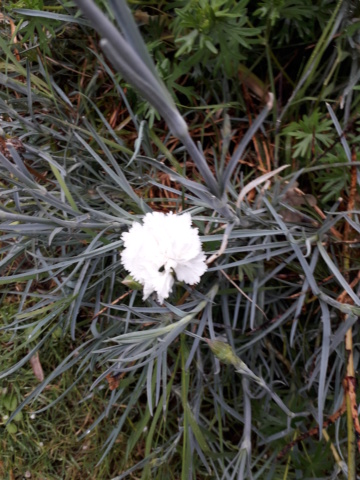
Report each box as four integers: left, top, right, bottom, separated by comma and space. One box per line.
1, 1, 360, 478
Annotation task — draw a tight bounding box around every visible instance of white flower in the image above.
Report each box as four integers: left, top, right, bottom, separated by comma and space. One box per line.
121, 212, 207, 303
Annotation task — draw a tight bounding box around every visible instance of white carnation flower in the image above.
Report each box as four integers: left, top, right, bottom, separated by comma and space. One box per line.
121, 212, 207, 303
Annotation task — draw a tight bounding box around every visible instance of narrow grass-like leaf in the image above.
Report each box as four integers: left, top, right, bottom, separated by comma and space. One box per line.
317, 241, 360, 306
317, 300, 331, 433
222, 94, 274, 190
326, 103, 352, 162
13, 9, 91, 25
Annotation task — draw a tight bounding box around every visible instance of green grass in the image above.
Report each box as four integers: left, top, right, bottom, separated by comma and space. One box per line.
0, 304, 145, 480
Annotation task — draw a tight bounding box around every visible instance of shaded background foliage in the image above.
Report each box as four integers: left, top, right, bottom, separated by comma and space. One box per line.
1, 0, 360, 479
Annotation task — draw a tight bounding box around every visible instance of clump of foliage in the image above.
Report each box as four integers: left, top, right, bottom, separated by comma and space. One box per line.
171, 0, 261, 72
1, 1, 360, 479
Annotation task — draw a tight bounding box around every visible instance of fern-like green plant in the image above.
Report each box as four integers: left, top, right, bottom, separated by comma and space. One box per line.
170, 0, 262, 73
283, 108, 334, 163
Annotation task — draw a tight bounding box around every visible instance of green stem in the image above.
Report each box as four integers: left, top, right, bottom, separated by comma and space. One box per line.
181, 334, 190, 480
346, 393, 356, 480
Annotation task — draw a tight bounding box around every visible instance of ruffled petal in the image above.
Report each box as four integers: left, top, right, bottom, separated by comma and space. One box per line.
121, 212, 207, 302
152, 271, 175, 303
174, 252, 207, 284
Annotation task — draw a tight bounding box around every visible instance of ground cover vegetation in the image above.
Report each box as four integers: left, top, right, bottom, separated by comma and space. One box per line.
1, 0, 360, 478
